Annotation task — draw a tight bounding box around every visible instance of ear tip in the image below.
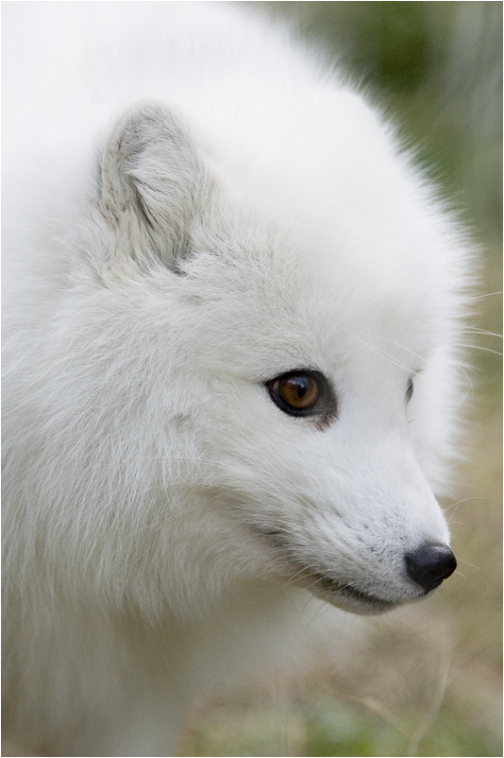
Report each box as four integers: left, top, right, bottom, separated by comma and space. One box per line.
116, 99, 172, 129
114, 100, 197, 145
103, 99, 197, 180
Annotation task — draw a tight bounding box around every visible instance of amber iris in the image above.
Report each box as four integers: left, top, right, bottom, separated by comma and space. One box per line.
278, 375, 318, 410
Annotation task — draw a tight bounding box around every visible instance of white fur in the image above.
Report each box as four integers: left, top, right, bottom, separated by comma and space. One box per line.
3, 4, 474, 756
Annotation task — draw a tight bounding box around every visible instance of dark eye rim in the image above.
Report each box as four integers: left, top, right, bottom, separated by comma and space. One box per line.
406, 376, 414, 403
265, 368, 337, 419
406, 369, 422, 404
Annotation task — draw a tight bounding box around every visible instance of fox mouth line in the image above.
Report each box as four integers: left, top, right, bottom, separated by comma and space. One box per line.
305, 571, 397, 611
255, 526, 398, 611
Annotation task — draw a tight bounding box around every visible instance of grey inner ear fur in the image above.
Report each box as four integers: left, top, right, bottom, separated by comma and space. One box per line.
99, 100, 204, 272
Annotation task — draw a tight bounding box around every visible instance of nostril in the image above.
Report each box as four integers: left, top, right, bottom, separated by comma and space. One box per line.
405, 542, 457, 592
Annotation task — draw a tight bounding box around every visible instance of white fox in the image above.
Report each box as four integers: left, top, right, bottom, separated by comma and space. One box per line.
2, 4, 473, 756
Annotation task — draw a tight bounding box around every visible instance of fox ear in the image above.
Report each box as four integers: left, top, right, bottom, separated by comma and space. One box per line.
99, 101, 203, 272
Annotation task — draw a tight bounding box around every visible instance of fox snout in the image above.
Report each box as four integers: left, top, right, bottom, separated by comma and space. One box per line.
405, 542, 457, 592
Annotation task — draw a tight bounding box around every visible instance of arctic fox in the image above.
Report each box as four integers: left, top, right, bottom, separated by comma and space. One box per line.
3, 4, 473, 756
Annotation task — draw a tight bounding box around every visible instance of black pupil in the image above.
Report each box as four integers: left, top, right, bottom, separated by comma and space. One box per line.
293, 378, 308, 398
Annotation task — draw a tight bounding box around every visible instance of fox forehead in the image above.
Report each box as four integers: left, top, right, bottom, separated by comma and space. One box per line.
178, 216, 447, 379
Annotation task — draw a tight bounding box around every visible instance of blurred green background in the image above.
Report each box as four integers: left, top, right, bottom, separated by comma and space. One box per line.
178, 3, 502, 757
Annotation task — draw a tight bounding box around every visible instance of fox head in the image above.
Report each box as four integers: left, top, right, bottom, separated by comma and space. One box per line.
17, 99, 471, 618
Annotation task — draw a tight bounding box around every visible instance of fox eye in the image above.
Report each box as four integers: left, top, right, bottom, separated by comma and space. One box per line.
265, 369, 336, 418
406, 377, 414, 403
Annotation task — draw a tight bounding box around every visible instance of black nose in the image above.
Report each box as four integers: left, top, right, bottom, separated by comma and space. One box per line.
405, 542, 457, 592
